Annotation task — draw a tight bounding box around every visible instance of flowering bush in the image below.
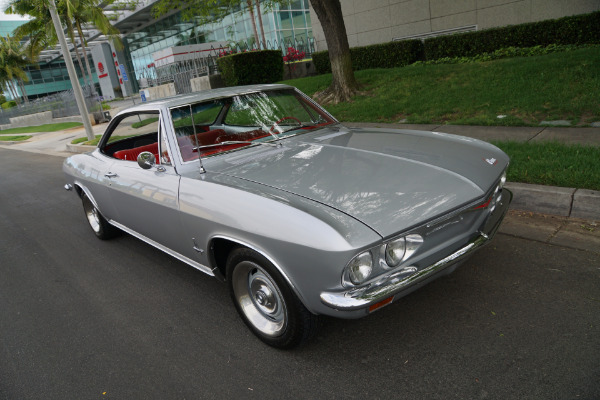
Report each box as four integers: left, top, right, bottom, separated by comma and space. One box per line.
283, 47, 305, 63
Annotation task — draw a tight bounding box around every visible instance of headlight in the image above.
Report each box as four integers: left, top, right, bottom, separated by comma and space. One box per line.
385, 234, 423, 267
385, 238, 406, 267
347, 251, 373, 285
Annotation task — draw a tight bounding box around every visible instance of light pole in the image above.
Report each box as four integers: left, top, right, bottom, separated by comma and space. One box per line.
47, 0, 95, 141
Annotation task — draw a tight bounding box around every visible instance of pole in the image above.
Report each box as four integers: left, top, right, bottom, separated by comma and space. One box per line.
48, 0, 95, 141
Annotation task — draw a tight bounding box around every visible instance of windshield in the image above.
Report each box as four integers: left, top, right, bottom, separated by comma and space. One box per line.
170, 89, 335, 162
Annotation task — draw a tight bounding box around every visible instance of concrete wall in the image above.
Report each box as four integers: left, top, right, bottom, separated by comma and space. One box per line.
145, 83, 176, 100
0, 111, 94, 130
309, 0, 600, 50
190, 75, 225, 92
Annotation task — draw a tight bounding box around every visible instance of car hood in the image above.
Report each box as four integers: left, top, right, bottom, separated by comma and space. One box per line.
215, 126, 509, 238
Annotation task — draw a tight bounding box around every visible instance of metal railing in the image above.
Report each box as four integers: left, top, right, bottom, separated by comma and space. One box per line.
134, 36, 316, 96
0, 86, 103, 126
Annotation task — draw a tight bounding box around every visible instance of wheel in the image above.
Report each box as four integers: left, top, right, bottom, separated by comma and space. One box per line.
269, 116, 302, 134
81, 193, 119, 240
227, 248, 320, 348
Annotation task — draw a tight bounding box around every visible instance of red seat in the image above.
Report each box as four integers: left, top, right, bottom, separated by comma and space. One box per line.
114, 142, 159, 163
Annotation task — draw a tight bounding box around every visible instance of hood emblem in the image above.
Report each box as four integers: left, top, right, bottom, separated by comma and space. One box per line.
484, 157, 498, 165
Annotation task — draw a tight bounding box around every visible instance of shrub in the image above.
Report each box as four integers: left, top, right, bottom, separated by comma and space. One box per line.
217, 50, 284, 86
312, 40, 424, 74
1, 100, 17, 109
424, 11, 600, 59
312, 11, 600, 74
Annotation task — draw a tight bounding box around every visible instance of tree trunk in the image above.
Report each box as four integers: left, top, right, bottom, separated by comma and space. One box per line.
66, 20, 91, 94
246, 0, 260, 49
254, 0, 266, 49
308, 0, 359, 104
76, 20, 98, 96
17, 78, 29, 103
7, 80, 20, 105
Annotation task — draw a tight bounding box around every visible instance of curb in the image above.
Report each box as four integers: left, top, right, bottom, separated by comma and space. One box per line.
66, 143, 96, 153
506, 182, 600, 221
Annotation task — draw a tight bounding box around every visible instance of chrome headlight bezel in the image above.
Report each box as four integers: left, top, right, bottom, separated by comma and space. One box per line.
343, 251, 373, 286
384, 234, 423, 268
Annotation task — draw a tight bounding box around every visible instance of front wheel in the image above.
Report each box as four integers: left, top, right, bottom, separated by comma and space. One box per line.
227, 248, 320, 348
81, 193, 119, 240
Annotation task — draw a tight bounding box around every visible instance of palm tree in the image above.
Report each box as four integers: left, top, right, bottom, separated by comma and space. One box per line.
6, 0, 123, 96
69, 0, 124, 95
0, 35, 34, 104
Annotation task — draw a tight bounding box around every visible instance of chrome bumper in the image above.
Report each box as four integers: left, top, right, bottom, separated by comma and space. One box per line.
320, 189, 512, 311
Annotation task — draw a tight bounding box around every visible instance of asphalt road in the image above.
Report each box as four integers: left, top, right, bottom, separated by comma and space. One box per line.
1, 147, 599, 400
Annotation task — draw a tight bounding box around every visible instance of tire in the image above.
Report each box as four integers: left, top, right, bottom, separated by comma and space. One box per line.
227, 248, 320, 349
81, 193, 119, 240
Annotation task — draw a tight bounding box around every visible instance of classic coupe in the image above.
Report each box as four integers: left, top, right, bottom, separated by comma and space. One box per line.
63, 84, 512, 348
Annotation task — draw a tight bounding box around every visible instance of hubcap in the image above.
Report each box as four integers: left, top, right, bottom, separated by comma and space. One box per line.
232, 261, 287, 337
84, 198, 101, 233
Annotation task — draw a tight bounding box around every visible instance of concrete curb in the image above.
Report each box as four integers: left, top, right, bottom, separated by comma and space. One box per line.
506, 182, 600, 221
66, 143, 95, 153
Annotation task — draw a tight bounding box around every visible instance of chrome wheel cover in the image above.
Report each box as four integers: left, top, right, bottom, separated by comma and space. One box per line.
232, 261, 287, 337
84, 199, 101, 233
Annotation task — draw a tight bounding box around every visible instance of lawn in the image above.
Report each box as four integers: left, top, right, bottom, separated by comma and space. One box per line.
283, 47, 600, 126
493, 141, 600, 190
0, 122, 83, 134
0, 135, 32, 141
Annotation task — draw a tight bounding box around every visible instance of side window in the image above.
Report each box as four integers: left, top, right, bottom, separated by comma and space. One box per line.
171, 101, 226, 162
101, 112, 161, 163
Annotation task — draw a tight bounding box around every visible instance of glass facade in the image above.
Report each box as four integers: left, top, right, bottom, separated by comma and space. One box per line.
124, 0, 314, 81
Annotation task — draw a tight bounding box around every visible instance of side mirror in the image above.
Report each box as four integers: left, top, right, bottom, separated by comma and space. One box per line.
137, 151, 155, 170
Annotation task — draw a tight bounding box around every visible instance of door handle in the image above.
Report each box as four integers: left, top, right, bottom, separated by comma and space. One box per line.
104, 172, 118, 178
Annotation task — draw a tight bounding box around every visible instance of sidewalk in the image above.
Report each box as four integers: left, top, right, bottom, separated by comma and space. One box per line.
1, 121, 599, 220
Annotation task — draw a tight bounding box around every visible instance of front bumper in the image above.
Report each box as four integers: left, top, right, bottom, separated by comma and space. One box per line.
320, 189, 512, 312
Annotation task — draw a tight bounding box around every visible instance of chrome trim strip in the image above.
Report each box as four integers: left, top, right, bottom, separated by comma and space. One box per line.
320, 189, 512, 311
321, 234, 486, 310
109, 220, 214, 277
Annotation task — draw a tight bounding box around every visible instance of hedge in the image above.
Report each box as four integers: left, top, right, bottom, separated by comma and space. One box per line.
313, 11, 600, 74
312, 39, 424, 74
424, 11, 600, 59
216, 50, 283, 86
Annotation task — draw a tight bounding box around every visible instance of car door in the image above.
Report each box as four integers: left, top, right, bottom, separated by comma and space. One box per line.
99, 111, 187, 255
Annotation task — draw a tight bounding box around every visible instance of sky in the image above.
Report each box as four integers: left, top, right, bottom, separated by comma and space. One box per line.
0, 0, 30, 20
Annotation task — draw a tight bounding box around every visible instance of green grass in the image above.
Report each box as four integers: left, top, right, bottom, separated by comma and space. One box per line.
494, 141, 600, 190
0, 135, 32, 141
70, 134, 136, 146
283, 47, 600, 126
132, 117, 159, 128
0, 122, 83, 134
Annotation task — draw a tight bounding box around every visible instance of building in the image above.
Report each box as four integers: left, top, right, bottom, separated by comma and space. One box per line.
309, 0, 600, 50
3, 0, 599, 101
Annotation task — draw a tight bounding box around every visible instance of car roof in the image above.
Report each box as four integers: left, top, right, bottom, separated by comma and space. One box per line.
118, 84, 295, 113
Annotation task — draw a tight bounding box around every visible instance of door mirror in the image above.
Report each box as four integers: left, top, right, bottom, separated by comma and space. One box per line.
137, 151, 156, 170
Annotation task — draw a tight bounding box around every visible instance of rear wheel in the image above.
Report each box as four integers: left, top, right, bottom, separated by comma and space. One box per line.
227, 248, 320, 348
81, 193, 119, 240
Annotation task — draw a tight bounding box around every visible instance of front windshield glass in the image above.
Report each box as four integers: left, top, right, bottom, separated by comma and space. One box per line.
170, 89, 335, 162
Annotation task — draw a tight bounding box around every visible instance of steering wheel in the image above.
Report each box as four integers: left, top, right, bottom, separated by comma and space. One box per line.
269, 116, 302, 135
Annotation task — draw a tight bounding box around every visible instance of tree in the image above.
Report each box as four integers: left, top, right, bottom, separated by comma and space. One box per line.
6, 0, 123, 96
0, 35, 34, 104
308, 0, 358, 104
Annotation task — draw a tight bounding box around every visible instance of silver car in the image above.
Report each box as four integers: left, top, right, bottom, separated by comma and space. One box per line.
63, 84, 512, 348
